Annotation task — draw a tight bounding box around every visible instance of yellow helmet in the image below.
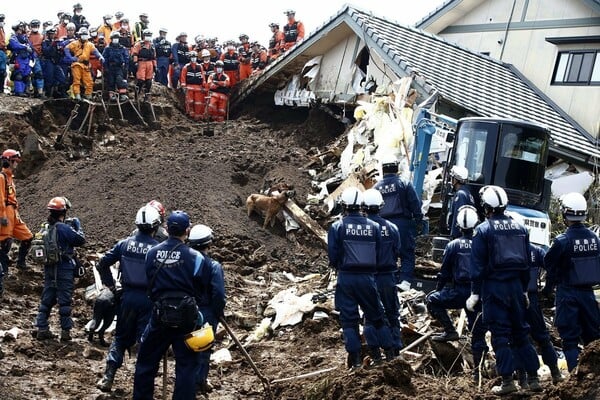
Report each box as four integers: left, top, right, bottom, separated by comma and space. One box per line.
184, 324, 214, 352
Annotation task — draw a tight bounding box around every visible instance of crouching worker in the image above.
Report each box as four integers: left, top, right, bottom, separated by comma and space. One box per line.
133, 211, 206, 400
34, 197, 86, 341
96, 204, 161, 392
188, 224, 226, 394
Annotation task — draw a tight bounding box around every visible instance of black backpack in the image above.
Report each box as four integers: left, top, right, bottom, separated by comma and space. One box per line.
31, 223, 62, 265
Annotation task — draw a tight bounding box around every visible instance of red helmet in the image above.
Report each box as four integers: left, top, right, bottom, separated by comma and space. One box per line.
2, 149, 22, 161
147, 200, 166, 219
47, 197, 68, 211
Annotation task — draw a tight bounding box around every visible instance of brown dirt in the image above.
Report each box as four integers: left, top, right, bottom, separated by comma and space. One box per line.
0, 89, 596, 399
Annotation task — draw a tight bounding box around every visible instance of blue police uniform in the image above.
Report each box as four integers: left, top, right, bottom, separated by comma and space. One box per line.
96, 232, 158, 371
153, 36, 171, 86
374, 174, 422, 284
328, 210, 394, 363
102, 43, 128, 95
362, 213, 403, 353
171, 42, 190, 89
133, 237, 206, 400
194, 253, 226, 388
41, 37, 67, 97
450, 186, 474, 239
8, 33, 34, 96
427, 233, 488, 363
471, 214, 540, 378
35, 219, 86, 331
544, 222, 600, 371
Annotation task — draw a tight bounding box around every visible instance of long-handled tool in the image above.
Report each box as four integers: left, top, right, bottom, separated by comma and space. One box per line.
162, 351, 168, 400
55, 103, 80, 147
219, 316, 273, 399
128, 99, 148, 127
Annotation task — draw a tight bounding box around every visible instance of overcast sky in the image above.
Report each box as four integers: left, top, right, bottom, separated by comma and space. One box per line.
2, 1, 445, 46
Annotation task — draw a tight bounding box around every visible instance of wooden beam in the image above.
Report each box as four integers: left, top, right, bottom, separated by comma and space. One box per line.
283, 200, 328, 248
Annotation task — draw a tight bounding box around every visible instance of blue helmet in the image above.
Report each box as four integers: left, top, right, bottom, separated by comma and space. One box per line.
167, 210, 191, 233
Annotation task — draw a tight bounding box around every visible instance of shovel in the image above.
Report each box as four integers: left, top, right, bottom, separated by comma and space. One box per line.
55, 103, 80, 148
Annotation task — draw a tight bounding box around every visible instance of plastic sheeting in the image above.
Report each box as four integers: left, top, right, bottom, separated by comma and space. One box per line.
268, 287, 317, 329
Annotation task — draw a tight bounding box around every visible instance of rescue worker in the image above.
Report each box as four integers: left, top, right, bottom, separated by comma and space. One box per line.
41, 27, 67, 98
0, 14, 6, 94
97, 15, 113, 46
199, 49, 214, 85
237, 34, 252, 81
188, 224, 226, 394
71, 3, 88, 32
361, 189, 403, 356
427, 205, 488, 380
206, 37, 220, 62
153, 28, 171, 86
0, 150, 33, 298
34, 196, 86, 341
116, 20, 133, 77
328, 187, 395, 369
544, 192, 600, 372
112, 11, 125, 32
373, 155, 423, 290
89, 27, 105, 81
268, 22, 284, 61
207, 60, 230, 122
102, 31, 128, 102
27, 19, 43, 55
448, 165, 475, 239
131, 29, 156, 102
132, 210, 205, 400
65, 27, 104, 100
8, 22, 34, 97
96, 205, 161, 392
282, 10, 305, 52
220, 41, 239, 86
133, 13, 149, 43
250, 41, 268, 75
468, 185, 542, 394
136, 200, 168, 242
171, 32, 190, 89
28, 19, 47, 99
58, 23, 77, 90
56, 13, 73, 39
180, 50, 207, 121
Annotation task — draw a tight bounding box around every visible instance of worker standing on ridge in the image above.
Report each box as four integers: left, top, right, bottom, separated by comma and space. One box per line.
448, 165, 475, 239
187, 224, 226, 394
361, 189, 403, 357
102, 31, 128, 102
373, 155, 423, 290
131, 29, 156, 102
41, 27, 67, 98
0, 14, 7, 95
34, 197, 85, 341
133, 13, 150, 43
96, 205, 161, 392
328, 187, 396, 369
220, 41, 239, 86
132, 210, 204, 400
467, 185, 542, 395
97, 15, 113, 46
65, 27, 104, 101
8, 22, 34, 97
71, 3, 88, 32
27, 19, 46, 99
237, 34, 252, 81
153, 28, 172, 86
180, 50, 207, 121
171, 32, 190, 89
544, 192, 600, 372
199, 49, 214, 85
250, 41, 268, 75
267, 22, 284, 61
207, 60, 230, 122
0, 150, 33, 299
281, 10, 305, 52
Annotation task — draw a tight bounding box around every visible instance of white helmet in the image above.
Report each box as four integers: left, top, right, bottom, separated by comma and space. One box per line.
479, 185, 508, 213
201, 49, 210, 58
78, 27, 88, 35
135, 205, 161, 229
560, 192, 587, 222
188, 224, 214, 247
450, 165, 468, 183
66, 22, 76, 31
362, 189, 383, 208
340, 187, 363, 209
456, 205, 478, 230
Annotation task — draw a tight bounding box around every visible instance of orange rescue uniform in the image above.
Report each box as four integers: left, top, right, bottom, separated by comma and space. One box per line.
132, 41, 156, 81
67, 39, 99, 96
0, 169, 32, 242
180, 62, 207, 121
207, 71, 230, 122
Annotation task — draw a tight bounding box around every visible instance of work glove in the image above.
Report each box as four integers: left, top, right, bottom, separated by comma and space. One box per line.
0, 217, 8, 226
398, 280, 411, 292
466, 294, 480, 312
69, 217, 81, 231
523, 292, 530, 309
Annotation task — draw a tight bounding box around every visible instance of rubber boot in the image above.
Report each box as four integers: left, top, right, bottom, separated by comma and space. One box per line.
550, 366, 564, 384
0, 239, 12, 274
36, 328, 55, 340
491, 376, 519, 395
384, 348, 397, 362
527, 374, 543, 392
518, 370, 528, 390
369, 347, 383, 366
97, 362, 117, 392
348, 352, 362, 371
16, 239, 32, 269
60, 329, 72, 342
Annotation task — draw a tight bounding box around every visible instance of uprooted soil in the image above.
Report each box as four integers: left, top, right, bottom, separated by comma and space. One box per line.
0, 88, 595, 399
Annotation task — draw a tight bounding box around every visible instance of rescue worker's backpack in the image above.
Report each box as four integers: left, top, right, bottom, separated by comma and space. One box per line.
31, 223, 62, 265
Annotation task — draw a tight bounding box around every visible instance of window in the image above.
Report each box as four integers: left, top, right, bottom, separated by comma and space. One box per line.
552, 50, 600, 85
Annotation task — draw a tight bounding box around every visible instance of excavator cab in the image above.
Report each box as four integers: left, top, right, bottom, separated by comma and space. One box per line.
440, 117, 552, 247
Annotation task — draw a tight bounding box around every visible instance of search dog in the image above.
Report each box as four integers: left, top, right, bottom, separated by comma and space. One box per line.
246, 190, 295, 228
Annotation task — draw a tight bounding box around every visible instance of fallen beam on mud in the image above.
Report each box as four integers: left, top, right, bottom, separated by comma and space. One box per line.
283, 200, 328, 247
399, 331, 433, 355
271, 366, 338, 383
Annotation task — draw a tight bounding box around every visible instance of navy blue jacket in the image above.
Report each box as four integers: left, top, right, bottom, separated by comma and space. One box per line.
366, 213, 400, 273
195, 253, 226, 318
440, 233, 473, 286
526, 244, 546, 292
49, 220, 86, 269
374, 174, 422, 221
328, 211, 380, 273
450, 186, 475, 238
102, 43, 127, 68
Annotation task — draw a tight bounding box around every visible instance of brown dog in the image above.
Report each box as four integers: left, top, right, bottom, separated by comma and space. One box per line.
246, 190, 295, 228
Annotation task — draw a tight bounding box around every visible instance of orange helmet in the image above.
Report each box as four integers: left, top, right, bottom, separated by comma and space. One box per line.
2, 149, 22, 161
147, 200, 166, 220
47, 197, 68, 211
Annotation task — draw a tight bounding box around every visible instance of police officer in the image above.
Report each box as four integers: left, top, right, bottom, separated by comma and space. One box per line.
467, 185, 541, 394
328, 187, 395, 368
544, 192, 600, 372
188, 224, 226, 394
361, 189, 403, 357
153, 28, 171, 86
34, 197, 85, 341
96, 205, 162, 392
133, 210, 205, 400
427, 205, 488, 380
448, 165, 475, 239
373, 155, 423, 290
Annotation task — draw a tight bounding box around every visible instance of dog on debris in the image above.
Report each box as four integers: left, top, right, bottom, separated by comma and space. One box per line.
88, 287, 117, 347
246, 190, 295, 228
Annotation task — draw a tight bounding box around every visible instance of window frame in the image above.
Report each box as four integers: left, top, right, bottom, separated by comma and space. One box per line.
551, 50, 600, 86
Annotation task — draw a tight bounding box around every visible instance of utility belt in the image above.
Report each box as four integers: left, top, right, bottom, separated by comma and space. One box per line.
153, 290, 198, 332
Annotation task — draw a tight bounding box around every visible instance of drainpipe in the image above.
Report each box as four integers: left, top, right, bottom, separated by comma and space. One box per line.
499, 0, 516, 61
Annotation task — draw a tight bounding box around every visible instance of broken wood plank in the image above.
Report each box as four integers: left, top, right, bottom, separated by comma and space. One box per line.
456, 309, 467, 337
271, 366, 338, 383
283, 200, 328, 247
323, 173, 366, 211
399, 331, 433, 354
